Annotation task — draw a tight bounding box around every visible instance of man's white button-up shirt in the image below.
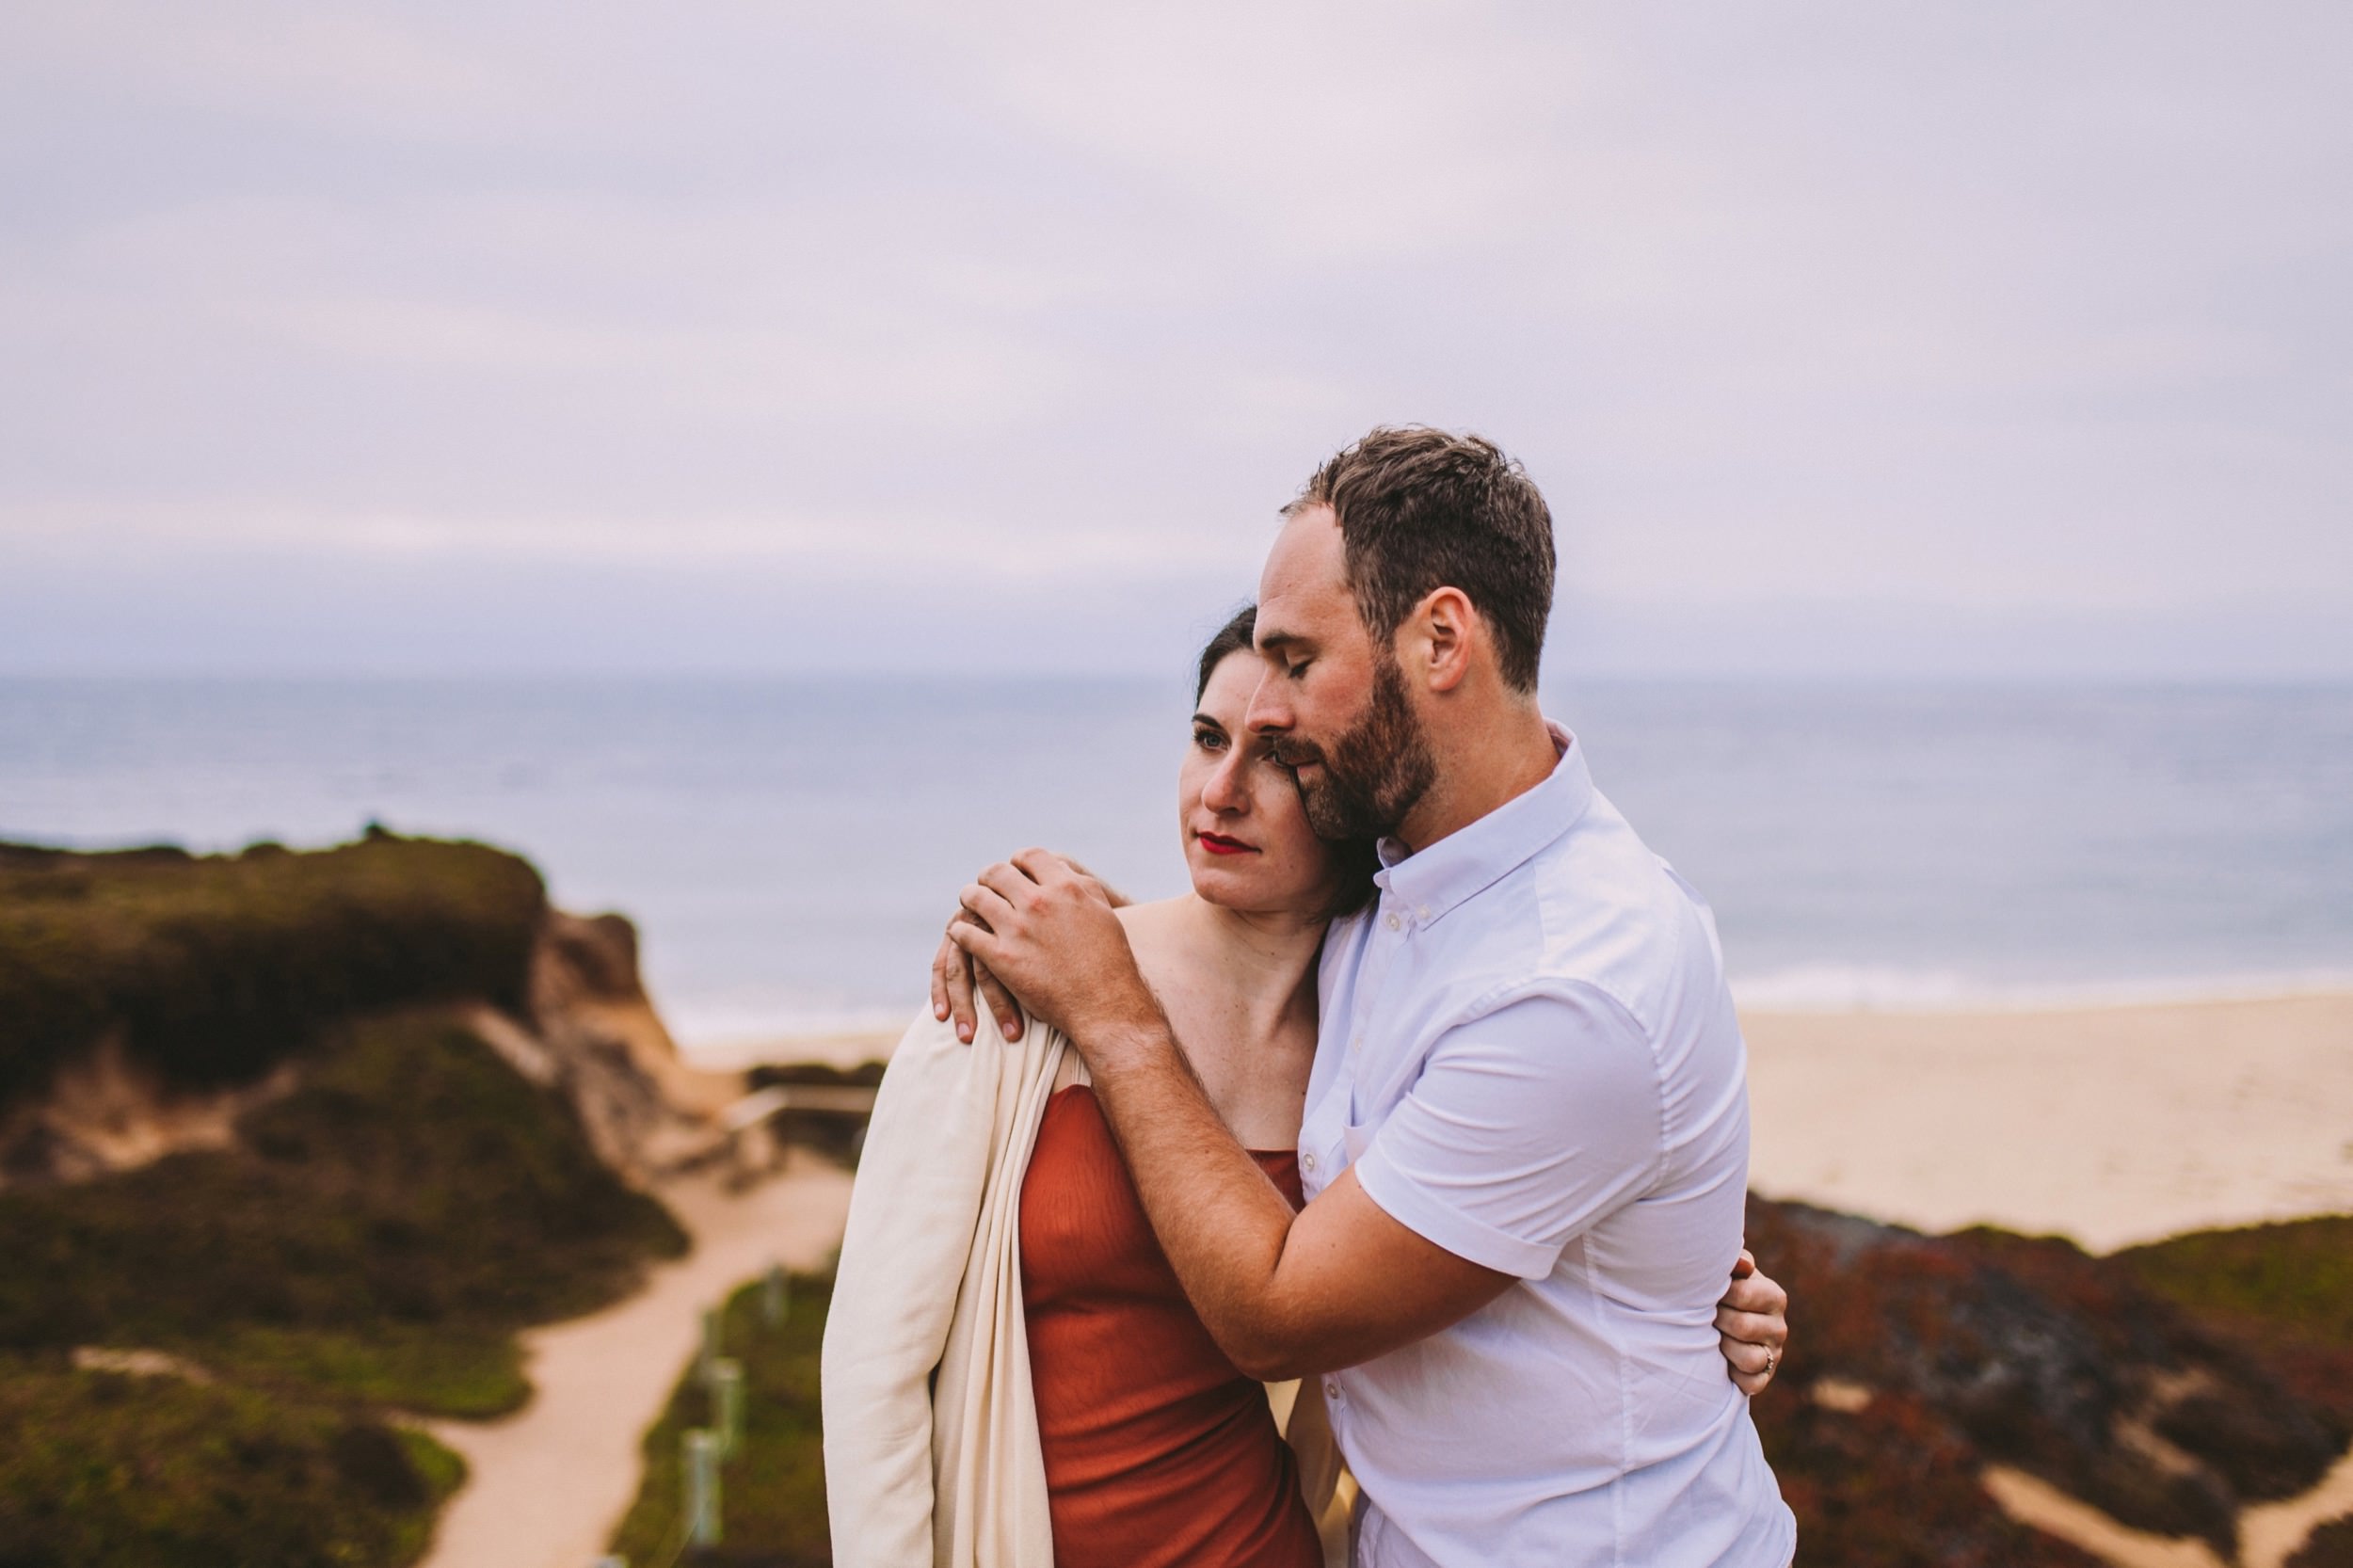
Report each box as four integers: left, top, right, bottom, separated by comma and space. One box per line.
1299, 726, 1795, 1568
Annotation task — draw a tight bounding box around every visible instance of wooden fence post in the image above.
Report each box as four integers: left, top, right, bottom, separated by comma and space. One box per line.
711, 1358, 744, 1460
682, 1429, 722, 1547
698, 1304, 722, 1382
762, 1263, 790, 1329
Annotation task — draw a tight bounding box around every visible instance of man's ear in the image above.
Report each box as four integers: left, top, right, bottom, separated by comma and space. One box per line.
1416, 588, 1476, 694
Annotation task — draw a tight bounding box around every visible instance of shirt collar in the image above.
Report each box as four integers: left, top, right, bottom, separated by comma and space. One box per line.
1374, 722, 1593, 927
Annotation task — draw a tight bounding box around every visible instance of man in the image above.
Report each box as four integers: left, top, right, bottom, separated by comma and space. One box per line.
936, 427, 1795, 1567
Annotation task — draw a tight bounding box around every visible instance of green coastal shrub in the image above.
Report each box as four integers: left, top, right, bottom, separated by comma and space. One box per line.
2113, 1215, 2353, 1425
0, 832, 547, 1112
0, 1357, 465, 1568
0, 1012, 686, 1414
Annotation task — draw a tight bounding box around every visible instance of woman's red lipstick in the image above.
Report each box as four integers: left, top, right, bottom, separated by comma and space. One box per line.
1196, 831, 1256, 856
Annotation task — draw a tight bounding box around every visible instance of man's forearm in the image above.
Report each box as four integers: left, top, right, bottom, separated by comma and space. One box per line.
1078, 1017, 1306, 1376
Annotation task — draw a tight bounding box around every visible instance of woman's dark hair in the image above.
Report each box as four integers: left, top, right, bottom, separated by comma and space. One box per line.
1193, 604, 1380, 919
1194, 603, 1261, 704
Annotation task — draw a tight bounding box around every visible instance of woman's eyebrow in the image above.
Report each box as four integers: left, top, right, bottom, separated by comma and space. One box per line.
1191, 712, 1227, 733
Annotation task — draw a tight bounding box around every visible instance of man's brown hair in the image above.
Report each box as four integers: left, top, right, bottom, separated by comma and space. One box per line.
1290, 425, 1556, 693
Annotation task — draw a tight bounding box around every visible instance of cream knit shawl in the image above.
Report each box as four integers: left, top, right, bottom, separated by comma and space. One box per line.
821, 1010, 1347, 1568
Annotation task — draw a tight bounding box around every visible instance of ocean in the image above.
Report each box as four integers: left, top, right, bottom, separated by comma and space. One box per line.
4, 676, 2349, 1060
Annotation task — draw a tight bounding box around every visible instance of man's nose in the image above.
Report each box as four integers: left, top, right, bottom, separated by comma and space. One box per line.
1244, 666, 1290, 738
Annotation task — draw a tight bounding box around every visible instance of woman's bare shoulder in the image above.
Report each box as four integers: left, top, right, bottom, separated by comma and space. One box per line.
1115, 896, 1198, 979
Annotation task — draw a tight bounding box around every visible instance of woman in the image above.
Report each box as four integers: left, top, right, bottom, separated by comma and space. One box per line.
822, 606, 1785, 1568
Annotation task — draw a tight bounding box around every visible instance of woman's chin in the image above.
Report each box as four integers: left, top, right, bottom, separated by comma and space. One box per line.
1187, 858, 1265, 907
1187, 860, 1322, 918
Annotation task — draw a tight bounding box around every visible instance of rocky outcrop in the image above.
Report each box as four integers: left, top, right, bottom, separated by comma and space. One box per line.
509, 907, 744, 1182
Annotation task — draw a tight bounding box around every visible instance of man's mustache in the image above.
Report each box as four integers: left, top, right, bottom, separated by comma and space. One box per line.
1268, 736, 1324, 772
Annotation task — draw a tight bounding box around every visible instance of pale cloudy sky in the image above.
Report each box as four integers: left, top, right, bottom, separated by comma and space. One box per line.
3, 3, 2347, 679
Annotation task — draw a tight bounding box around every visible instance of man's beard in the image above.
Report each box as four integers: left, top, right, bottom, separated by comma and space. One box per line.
1279, 651, 1436, 842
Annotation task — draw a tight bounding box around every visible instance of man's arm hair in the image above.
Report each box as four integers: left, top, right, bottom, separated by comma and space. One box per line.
1079, 1011, 1513, 1381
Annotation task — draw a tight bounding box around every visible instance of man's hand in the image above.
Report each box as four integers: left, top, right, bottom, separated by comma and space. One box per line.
941, 850, 1156, 1050
1717, 1249, 1790, 1396
929, 855, 1126, 1043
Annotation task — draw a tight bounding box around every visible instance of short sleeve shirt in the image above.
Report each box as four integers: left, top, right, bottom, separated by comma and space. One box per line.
1297, 727, 1795, 1568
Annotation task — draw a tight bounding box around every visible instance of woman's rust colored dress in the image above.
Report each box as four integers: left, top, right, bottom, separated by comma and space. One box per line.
1018, 1084, 1324, 1568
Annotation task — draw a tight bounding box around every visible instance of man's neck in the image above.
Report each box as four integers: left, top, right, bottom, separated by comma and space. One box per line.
1392, 702, 1559, 856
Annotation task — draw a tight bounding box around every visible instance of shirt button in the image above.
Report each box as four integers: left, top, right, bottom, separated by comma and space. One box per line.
1302, 1151, 1316, 1172
1385, 912, 1401, 931
1324, 1380, 1341, 1401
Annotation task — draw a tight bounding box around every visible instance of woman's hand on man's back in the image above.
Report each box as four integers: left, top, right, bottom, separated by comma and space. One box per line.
1717, 1249, 1790, 1396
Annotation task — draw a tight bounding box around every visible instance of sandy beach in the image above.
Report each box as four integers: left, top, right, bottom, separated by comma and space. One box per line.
416, 1152, 855, 1568
730, 989, 2353, 1254
1743, 989, 2353, 1252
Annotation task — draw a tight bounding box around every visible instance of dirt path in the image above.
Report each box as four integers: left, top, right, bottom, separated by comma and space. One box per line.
416, 1153, 855, 1568
1985, 1446, 2353, 1568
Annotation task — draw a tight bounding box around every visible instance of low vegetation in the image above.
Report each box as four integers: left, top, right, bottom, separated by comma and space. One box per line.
607, 1271, 835, 1568
2112, 1215, 2353, 1425
0, 831, 546, 1114
0, 1360, 466, 1568
1746, 1197, 2353, 1566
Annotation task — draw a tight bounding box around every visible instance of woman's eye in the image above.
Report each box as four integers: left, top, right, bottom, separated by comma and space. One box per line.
1193, 728, 1225, 751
